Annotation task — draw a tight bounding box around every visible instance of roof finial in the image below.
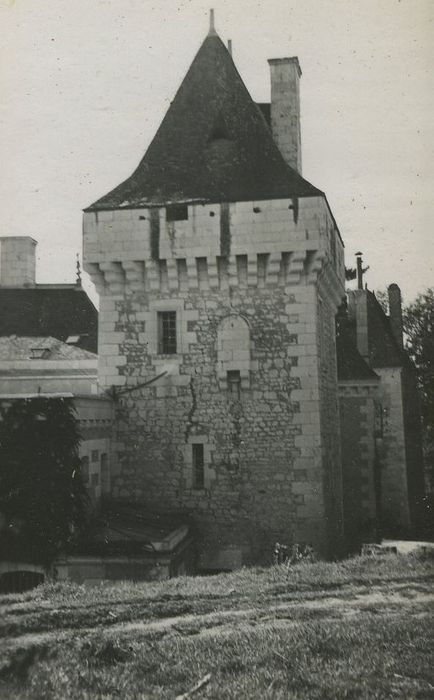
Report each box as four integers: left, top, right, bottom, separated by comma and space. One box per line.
209, 8, 216, 35
76, 253, 82, 287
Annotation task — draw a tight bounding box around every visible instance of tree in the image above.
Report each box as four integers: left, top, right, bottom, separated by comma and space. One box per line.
0, 397, 89, 566
374, 289, 389, 315
403, 289, 434, 490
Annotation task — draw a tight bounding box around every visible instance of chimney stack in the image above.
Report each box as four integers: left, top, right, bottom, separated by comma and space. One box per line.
0, 236, 37, 286
388, 283, 404, 348
347, 289, 369, 361
268, 57, 302, 173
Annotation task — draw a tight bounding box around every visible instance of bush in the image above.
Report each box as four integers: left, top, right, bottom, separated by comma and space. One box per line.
0, 397, 89, 566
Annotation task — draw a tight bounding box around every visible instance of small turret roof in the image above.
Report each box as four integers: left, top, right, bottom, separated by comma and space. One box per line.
86, 32, 322, 212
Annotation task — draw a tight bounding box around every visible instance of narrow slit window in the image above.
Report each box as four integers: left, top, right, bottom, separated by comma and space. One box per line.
192, 443, 204, 489
101, 453, 109, 494
80, 456, 89, 484
166, 204, 188, 222
227, 370, 241, 398
158, 311, 177, 354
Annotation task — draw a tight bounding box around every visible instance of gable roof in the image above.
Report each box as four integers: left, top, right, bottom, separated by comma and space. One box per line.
336, 316, 379, 381
0, 286, 98, 353
367, 291, 406, 368
86, 32, 322, 212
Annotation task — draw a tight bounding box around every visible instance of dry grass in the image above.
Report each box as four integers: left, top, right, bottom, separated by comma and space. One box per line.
1, 554, 433, 699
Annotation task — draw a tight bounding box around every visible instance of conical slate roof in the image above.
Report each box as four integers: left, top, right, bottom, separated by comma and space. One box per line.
86, 31, 323, 212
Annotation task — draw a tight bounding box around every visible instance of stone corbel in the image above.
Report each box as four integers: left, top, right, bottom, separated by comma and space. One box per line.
99, 262, 126, 295
121, 261, 145, 292
266, 252, 281, 286
287, 250, 307, 286
83, 262, 106, 295
305, 250, 326, 285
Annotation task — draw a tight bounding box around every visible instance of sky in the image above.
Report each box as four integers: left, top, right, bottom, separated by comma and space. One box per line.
1, 0, 433, 306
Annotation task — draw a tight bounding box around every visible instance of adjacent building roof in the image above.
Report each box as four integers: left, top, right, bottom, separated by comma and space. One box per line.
0, 285, 98, 353
0, 336, 97, 361
86, 31, 322, 212
336, 321, 379, 381
367, 292, 404, 368
336, 290, 410, 380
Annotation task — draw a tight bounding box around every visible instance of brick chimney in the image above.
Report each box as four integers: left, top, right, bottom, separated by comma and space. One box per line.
388, 283, 404, 348
268, 57, 302, 173
0, 236, 37, 286
347, 289, 369, 361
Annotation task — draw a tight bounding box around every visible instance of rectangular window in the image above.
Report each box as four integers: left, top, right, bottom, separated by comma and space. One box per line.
80, 456, 89, 484
158, 311, 177, 354
227, 370, 241, 398
374, 403, 384, 437
166, 204, 188, 222
91, 450, 99, 462
192, 443, 204, 489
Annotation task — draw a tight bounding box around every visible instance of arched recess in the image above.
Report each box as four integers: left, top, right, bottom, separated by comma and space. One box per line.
217, 314, 251, 390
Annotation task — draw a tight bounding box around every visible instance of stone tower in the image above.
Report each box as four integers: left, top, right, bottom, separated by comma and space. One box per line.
83, 22, 346, 567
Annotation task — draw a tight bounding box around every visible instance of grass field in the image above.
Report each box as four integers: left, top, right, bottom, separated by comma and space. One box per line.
1, 554, 433, 699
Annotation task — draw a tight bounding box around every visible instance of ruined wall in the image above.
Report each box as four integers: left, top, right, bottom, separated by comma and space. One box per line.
317, 287, 344, 554
84, 196, 345, 565
375, 367, 411, 533
400, 363, 425, 529
338, 382, 379, 550
75, 396, 113, 507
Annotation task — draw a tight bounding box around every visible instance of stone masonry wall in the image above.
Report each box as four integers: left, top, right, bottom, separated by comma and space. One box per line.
338, 382, 379, 550
400, 365, 425, 529
84, 195, 345, 566
375, 367, 411, 532
317, 287, 344, 554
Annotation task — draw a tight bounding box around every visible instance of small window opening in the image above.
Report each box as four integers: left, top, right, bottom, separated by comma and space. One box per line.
253, 206, 261, 214
101, 453, 109, 493
166, 204, 188, 222
227, 370, 241, 398
81, 456, 89, 484
91, 450, 99, 462
158, 311, 177, 354
29, 347, 50, 359
192, 443, 205, 489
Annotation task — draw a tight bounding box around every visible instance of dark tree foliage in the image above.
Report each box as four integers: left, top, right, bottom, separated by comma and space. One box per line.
403, 289, 434, 489
374, 289, 389, 315
0, 397, 89, 566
